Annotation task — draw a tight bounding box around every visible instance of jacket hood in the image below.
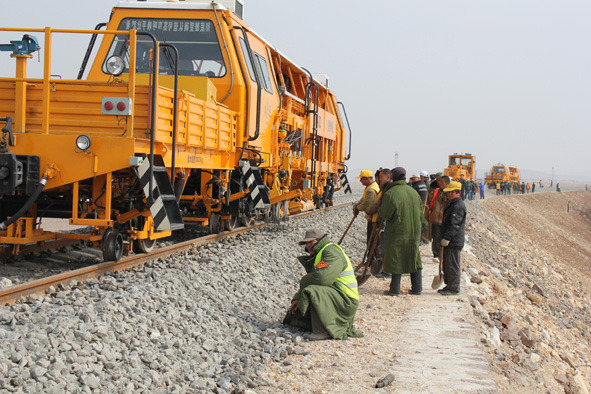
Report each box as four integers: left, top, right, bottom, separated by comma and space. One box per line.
312, 236, 331, 254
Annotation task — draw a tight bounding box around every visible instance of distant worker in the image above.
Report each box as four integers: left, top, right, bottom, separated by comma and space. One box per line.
586, 184, 588, 191
353, 170, 379, 246
427, 173, 449, 262
539, 180, 543, 188
459, 174, 467, 200
521, 182, 526, 194
366, 168, 393, 277
420, 170, 430, 191
567, 201, 571, 212
410, 173, 428, 204
470, 180, 477, 200
526, 183, 530, 193
531, 182, 535, 193
379, 167, 423, 296
556, 183, 561, 192
438, 181, 467, 295
550, 180, 553, 187
283, 229, 363, 340
479, 182, 485, 199
496, 182, 501, 196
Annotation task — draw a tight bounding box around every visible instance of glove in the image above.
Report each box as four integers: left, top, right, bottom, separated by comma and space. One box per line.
353, 205, 359, 216
440, 239, 450, 247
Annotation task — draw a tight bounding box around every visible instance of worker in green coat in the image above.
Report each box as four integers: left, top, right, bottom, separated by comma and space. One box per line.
378, 167, 423, 296
283, 229, 363, 340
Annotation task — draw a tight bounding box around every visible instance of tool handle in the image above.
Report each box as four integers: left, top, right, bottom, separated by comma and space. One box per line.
338, 214, 356, 245
439, 245, 444, 276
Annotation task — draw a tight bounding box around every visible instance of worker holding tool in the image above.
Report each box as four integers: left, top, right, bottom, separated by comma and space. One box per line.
283, 229, 363, 340
352, 170, 379, 247
438, 181, 467, 295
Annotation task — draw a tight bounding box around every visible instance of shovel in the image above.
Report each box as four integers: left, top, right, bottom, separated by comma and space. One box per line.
431, 246, 444, 289
355, 220, 382, 286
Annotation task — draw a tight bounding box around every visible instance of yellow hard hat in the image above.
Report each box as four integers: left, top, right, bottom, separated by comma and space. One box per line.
443, 181, 462, 192
355, 169, 373, 179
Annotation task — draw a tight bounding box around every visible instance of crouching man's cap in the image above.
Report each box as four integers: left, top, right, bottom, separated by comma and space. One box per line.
299, 229, 326, 245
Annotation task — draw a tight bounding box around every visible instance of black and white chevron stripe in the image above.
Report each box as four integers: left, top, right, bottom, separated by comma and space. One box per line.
240, 161, 265, 209
340, 172, 352, 194
137, 159, 171, 232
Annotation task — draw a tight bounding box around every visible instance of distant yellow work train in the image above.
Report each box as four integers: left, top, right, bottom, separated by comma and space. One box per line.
484, 164, 520, 188
0, 0, 352, 260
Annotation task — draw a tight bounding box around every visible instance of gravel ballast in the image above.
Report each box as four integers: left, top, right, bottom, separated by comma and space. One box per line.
0, 197, 365, 393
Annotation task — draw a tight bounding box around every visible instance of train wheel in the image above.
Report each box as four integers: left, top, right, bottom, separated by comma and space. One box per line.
239, 214, 253, 227
209, 213, 222, 234
263, 207, 273, 223
103, 229, 123, 262
133, 238, 156, 254
224, 215, 237, 231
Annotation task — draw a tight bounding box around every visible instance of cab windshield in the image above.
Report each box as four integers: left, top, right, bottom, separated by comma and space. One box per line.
103, 18, 226, 77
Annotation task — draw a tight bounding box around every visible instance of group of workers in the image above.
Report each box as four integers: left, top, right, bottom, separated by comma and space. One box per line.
282, 168, 467, 340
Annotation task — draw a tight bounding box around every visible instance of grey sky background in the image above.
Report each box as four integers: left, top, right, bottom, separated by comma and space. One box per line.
1, 0, 590, 181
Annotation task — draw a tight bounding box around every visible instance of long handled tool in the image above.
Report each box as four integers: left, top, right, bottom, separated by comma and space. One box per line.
354, 220, 383, 286
338, 214, 357, 245
431, 246, 445, 289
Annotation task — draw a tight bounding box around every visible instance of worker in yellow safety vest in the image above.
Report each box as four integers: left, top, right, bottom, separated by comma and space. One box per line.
352, 169, 379, 247
283, 229, 363, 340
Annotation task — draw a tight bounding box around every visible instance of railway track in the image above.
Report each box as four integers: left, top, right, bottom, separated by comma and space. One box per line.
0, 201, 352, 305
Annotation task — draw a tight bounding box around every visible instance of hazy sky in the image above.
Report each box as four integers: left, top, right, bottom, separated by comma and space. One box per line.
1, 0, 590, 181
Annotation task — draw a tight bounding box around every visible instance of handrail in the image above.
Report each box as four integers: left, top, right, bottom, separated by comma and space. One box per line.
0, 26, 140, 137
136, 32, 159, 205
77, 23, 108, 80
160, 43, 179, 180
337, 101, 352, 161
233, 26, 261, 142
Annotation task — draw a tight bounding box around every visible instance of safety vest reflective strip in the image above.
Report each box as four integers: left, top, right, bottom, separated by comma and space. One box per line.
314, 243, 359, 300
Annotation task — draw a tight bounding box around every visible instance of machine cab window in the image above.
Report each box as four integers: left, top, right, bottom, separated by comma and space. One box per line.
102, 18, 226, 77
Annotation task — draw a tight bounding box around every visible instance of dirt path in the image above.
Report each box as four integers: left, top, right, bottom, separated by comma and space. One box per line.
259, 247, 497, 394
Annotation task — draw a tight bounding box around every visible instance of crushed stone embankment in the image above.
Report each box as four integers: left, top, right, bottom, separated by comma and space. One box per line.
463, 190, 591, 394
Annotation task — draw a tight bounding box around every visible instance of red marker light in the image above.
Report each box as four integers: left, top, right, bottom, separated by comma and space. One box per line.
104, 101, 114, 111
117, 101, 126, 111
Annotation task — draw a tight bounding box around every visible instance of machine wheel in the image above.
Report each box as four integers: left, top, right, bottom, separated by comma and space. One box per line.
133, 238, 156, 254
263, 207, 273, 223
103, 229, 124, 262
209, 213, 222, 234
224, 215, 238, 231
239, 214, 254, 227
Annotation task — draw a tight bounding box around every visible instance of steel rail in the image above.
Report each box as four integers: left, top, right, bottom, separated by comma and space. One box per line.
0, 202, 353, 305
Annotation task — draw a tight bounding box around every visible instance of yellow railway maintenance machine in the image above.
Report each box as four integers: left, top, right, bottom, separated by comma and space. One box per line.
444, 153, 476, 181
0, 0, 353, 261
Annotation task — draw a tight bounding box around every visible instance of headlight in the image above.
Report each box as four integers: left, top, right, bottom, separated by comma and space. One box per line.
106, 55, 125, 76
76, 135, 92, 150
